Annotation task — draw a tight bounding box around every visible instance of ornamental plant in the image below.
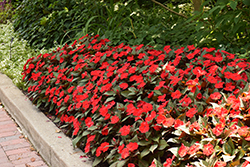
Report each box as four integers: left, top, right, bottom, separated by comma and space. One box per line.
22, 35, 250, 167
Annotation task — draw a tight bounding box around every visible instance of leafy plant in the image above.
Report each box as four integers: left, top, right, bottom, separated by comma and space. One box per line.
0, 0, 14, 23
23, 35, 250, 166
0, 22, 58, 88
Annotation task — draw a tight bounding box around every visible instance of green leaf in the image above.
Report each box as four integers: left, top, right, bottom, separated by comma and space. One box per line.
93, 156, 102, 166
104, 91, 116, 96
72, 134, 84, 148
154, 90, 162, 95
243, 0, 250, 5
138, 159, 149, 167
105, 97, 116, 103
149, 143, 158, 153
234, 12, 242, 24
88, 126, 98, 131
223, 142, 232, 155
140, 147, 150, 158
117, 159, 128, 167
158, 140, 169, 150
138, 140, 152, 146
229, 1, 237, 10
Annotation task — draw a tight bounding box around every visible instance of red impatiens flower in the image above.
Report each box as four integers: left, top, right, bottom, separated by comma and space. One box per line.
212, 123, 224, 136
96, 142, 109, 157
121, 148, 130, 159
188, 143, 200, 155
174, 119, 184, 129
139, 121, 150, 133
119, 125, 131, 136
102, 125, 109, 135
127, 142, 138, 152
207, 76, 217, 84
85, 117, 94, 128
119, 83, 128, 89
110, 115, 119, 124
203, 143, 214, 156
238, 126, 249, 137
128, 163, 135, 167
171, 90, 182, 99
214, 161, 226, 167
186, 108, 197, 118
178, 143, 189, 157
224, 82, 235, 91
210, 92, 221, 100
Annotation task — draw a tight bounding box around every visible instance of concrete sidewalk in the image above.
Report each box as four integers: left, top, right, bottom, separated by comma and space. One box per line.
0, 73, 92, 167
0, 105, 48, 167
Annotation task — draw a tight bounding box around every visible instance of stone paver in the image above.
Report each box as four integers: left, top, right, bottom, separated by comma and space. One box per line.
0, 106, 48, 167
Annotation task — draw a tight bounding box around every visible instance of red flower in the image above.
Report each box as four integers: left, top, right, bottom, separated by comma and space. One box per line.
128, 163, 135, 167
119, 125, 131, 136
110, 115, 120, 124
127, 142, 138, 152
171, 90, 182, 99
85, 117, 94, 128
238, 126, 249, 137
139, 121, 150, 133
188, 144, 200, 155
163, 158, 172, 167
207, 76, 217, 84
120, 83, 128, 90
186, 108, 197, 118
101, 126, 109, 136
145, 111, 156, 122
224, 82, 235, 91
174, 119, 184, 129
178, 143, 189, 157
214, 161, 226, 167
96, 142, 109, 157
121, 148, 130, 159
203, 143, 214, 156
212, 124, 224, 136
163, 117, 175, 128
210, 92, 221, 100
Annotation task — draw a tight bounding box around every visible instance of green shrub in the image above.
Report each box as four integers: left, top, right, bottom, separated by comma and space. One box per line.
0, 0, 14, 23
23, 35, 250, 166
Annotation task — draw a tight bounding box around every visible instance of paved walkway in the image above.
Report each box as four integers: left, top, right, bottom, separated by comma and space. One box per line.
0, 105, 48, 167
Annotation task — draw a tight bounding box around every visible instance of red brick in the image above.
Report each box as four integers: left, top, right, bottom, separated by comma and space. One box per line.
0, 162, 14, 167
0, 120, 14, 126
0, 126, 17, 133
8, 152, 40, 161
0, 156, 9, 163
0, 123, 17, 130
5, 147, 32, 156
26, 160, 47, 166
0, 135, 21, 143
3, 142, 30, 151
0, 115, 11, 121
12, 156, 37, 165
0, 148, 6, 158
0, 138, 27, 146
0, 131, 18, 138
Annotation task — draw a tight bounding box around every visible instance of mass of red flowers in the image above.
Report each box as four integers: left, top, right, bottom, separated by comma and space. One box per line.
22, 34, 250, 166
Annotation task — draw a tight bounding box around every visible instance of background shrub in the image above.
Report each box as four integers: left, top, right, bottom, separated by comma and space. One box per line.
23, 35, 250, 166
12, 0, 250, 54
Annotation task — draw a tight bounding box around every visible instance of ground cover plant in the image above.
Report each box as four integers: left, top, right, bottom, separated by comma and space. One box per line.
23, 35, 250, 167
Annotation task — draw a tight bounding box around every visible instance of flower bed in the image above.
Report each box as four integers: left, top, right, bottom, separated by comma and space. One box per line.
22, 35, 250, 167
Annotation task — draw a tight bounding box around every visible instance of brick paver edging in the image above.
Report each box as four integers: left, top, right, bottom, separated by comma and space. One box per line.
0, 105, 48, 167
0, 73, 92, 167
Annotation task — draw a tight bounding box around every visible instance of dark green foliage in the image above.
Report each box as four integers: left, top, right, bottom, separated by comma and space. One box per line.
12, 0, 250, 54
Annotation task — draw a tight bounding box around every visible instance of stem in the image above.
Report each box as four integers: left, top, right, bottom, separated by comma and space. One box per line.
150, 0, 188, 19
